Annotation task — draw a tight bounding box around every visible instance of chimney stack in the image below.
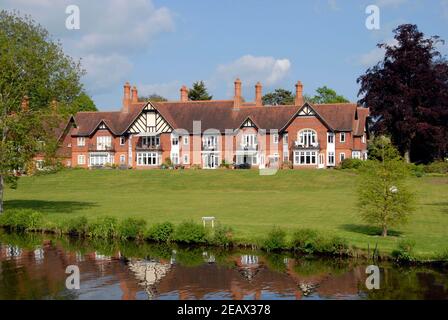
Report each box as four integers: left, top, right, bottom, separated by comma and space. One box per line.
131, 86, 138, 104
21, 95, 29, 112
234, 78, 242, 109
255, 82, 262, 107
122, 82, 131, 113
180, 85, 189, 102
295, 81, 304, 106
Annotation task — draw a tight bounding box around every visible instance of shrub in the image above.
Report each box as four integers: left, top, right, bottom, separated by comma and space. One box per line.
391, 239, 416, 263
64, 216, 89, 235
147, 222, 175, 242
172, 221, 206, 244
424, 161, 448, 174
409, 164, 425, 177
118, 218, 147, 240
0, 209, 43, 231
88, 216, 118, 239
291, 228, 350, 256
262, 227, 286, 251
291, 228, 320, 254
219, 160, 231, 169
340, 158, 364, 169
208, 225, 233, 247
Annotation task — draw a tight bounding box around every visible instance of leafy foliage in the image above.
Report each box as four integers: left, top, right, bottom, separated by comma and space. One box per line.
424, 161, 448, 174
188, 81, 212, 101
368, 136, 402, 162
0, 209, 43, 231
339, 158, 364, 169
118, 218, 147, 240
138, 94, 168, 102
146, 222, 175, 242
305, 86, 349, 104
88, 216, 119, 239
391, 240, 416, 263
262, 227, 286, 251
262, 89, 295, 106
357, 24, 448, 163
172, 221, 207, 244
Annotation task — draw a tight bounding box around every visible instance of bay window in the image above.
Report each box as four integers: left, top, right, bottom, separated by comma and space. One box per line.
294, 150, 318, 165
137, 152, 159, 166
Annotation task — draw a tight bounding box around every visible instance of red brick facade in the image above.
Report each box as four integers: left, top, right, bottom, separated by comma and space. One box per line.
37, 80, 369, 171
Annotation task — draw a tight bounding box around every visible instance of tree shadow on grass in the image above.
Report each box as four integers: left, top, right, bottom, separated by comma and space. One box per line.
340, 224, 402, 237
423, 202, 448, 214
4, 200, 97, 215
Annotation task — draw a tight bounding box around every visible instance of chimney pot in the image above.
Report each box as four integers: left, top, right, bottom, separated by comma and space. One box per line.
131, 86, 138, 104
295, 81, 304, 106
255, 82, 262, 107
234, 78, 242, 109
180, 85, 189, 102
122, 82, 131, 113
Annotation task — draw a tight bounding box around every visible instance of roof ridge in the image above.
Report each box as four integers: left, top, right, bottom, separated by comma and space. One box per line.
157, 100, 233, 104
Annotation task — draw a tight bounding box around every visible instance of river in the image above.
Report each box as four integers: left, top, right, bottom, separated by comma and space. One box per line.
0, 231, 447, 300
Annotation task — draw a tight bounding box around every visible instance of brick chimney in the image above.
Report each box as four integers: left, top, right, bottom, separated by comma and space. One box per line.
21, 95, 29, 112
255, 82, 262, 107
131, 85, 138, 104
180, 85, 189, 102
122, 82, 131, 113
295, 81, 304, 106
234, 78, 242, 109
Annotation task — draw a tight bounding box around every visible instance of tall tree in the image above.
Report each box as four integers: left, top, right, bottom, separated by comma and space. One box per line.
0, 11, 85, 213
262, 89, 295, 106
306, 86, 349, 104
68, 92, 97, 113
357, 136, 415, 237
188, 81, 213, 101
138, 94, 168, 102
357, 24, 448, 163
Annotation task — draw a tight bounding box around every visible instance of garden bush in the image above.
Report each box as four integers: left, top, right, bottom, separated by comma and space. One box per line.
88, 216, 118, 239
64, 216, 89, 235
262, 227, 286, 251
339, 158, 364, 169
118, 218, 147, 240
0, 209, 43, 231
146, 222, 175, 242
291, 228, 349, 256
391, 239, 416, 263
171, 221, 206, 244
424, 161, 448, 174
208, 225, 233, 247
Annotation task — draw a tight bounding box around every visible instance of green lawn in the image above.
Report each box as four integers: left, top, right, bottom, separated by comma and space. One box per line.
3, 169, 448, 259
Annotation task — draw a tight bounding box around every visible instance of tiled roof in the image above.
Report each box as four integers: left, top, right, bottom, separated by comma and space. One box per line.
70, 100, 368, 136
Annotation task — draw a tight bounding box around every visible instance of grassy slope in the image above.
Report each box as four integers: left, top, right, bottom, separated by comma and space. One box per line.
4, 169, 448, 259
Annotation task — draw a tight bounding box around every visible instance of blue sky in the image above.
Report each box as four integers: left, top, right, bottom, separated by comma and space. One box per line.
3, 0, 448, 110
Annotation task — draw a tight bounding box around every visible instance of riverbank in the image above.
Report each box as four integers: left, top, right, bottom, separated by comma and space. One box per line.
2, 169, 448, 261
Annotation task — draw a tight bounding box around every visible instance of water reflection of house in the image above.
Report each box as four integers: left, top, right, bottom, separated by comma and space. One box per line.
127, 259, 172, 299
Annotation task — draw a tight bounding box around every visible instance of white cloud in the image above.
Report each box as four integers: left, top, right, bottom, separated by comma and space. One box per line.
2, 0, 175, 95
213, 55, 291, 89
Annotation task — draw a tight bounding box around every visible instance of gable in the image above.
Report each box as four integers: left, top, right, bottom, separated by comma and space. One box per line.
297, 104, 316, 116
281, 103, 333, 132
242, 118, 257, 128
128, 102, 172, 134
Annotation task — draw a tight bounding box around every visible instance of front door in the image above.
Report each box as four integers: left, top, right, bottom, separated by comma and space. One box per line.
205, 153, 218, 169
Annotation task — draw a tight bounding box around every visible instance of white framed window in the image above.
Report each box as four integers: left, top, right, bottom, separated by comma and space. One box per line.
183, 136, 189, 145
137, 152, 159, 166
242, 134, 257, 147
340, 132, 346, 143
352, 151, 361, 159
77, 137, 85, 147
203, 135, 218, 148
172, 137, 179, 146
340, 153, 346, 162
89, 153, 112, 166
283, 134, 288, 145
273, 134, 279, 144
120, 137, 126, 145
294, 151, 318, 165
120, 154, 126, 164
36, 160, 44, 170
328, 152, 335, 166
298, 129, 317, 147
97, 136, 112, 150
183, 154, 189, 164
77, 155, 85, 165
327, 132, 334, 144
142, 136, 160, 146
171, 153, 179, 165
319, 153, 325, 165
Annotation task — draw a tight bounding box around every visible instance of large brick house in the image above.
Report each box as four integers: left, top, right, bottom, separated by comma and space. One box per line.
44, 79, 369, 170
